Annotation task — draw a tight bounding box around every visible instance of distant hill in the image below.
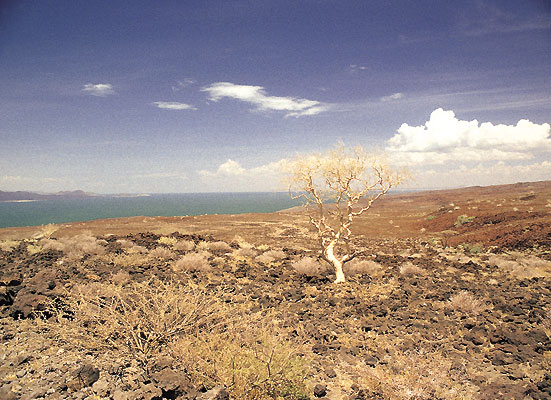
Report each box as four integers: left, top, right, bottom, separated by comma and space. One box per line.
0, 190, 98, 201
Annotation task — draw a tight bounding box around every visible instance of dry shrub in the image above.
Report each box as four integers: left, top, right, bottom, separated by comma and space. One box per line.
345, 259, 382, 276
32, 223, 59, 239
115, 239, 135, 249
148, 246, 176, 259
205, 241, 233, 255
256, 249, 287, 264
234, 247, 258, 258
0, 239, 19, 252
292, 257, 324, 276
127, 244, 148, 254
399, 262, 425, 276
489, 254, 551, 279
173, 239, 195, 252
106, 253, 151, 268
232, 235, 254, 250
349, 347, 477, 400
62, 279, 217, 370
110, 270, 131, 285
157, 236, 178, 247
173, 251, 211, 272
39, 238, 65, 251
39, 233, 106, 259
447, 291, 487, 315
174, 313, 311, 400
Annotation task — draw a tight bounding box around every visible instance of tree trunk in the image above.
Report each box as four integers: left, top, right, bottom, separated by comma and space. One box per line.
325, 242, 346, 283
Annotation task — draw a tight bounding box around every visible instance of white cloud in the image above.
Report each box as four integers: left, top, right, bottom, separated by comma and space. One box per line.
1, 175, 21, 183
201, 82, 328, 117
199, 158, 288, 178
198, 158, 290, 191
152, 101, 197, 110
380, 92, 404, 102
82, 83, 115, 97
386, 108, 551, 165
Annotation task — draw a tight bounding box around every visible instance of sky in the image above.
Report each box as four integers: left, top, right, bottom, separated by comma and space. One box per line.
1, 0, 550, 193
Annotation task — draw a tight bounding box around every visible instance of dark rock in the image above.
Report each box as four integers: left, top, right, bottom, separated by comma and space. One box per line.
312, 343, 328, 355
325, 367, 336, 378
364, 355, 378, 367
69, 364, 100, 390
0, 286, 18, 306
491, 351, 513, 366
10, 291, 49, 319
313, 383, 327, 398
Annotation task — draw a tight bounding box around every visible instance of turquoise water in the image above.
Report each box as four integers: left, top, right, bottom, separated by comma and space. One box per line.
0, 192, 303, 228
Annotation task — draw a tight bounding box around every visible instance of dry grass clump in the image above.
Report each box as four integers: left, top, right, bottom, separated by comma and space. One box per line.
447, 291, 487, 315
57, 279, 217, 371
291, 257, 324, 276
115, 239, 135, 249
489, 254, 551, 279
157, 235, 178, 247
232, 235, 255, 250
350, 347, 477, 400
173, 239, 195, 252
399, 262, 425, 276
345, 259, 382, 276
256, 249, 287, 264
105, 253, 151, 268
173, 251, 211, 272
39, 233, 106, 259
234, 247, 258, 258
206, 241, 233, 255
148, 246, 176, 259
174, 313, 311, 400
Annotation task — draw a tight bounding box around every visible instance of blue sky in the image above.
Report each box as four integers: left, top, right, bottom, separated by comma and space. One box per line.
1, 0, 550, 193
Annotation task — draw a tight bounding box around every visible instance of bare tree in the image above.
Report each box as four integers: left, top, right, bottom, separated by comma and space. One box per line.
286, 144, 405, 283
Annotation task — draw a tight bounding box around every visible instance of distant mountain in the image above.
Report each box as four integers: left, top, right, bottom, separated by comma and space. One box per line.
0, 190, 98, 201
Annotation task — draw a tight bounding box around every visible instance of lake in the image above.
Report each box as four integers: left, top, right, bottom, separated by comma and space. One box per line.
0, 192, 303, 228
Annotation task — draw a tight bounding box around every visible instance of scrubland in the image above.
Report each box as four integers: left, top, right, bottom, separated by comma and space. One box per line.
1, 181, 551, 399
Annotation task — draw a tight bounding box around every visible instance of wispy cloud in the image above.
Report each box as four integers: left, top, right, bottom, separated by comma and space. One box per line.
380, 92, 404, 102
134, 172, 187, 179
458, 1, 551, 37
412, 160, 551, 190
152, 101, 197, 110
386, 108, 551, 165
172, 78, 196, 92
82, 83, 115, 97
201, 82, 329, 117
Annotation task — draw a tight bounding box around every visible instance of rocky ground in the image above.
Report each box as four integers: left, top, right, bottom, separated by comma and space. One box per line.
0, 181, 550, 399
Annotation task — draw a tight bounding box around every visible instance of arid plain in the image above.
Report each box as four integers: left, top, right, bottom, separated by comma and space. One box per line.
1, 181, 550, 399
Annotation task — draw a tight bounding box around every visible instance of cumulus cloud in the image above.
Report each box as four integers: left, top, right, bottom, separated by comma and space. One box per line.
387, 108, 551, 165
201, 82, 329, 117
198, 159, 288, 178
82, 83, 115, 97
380, 92, 404, 102
152, 101, 197, 110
